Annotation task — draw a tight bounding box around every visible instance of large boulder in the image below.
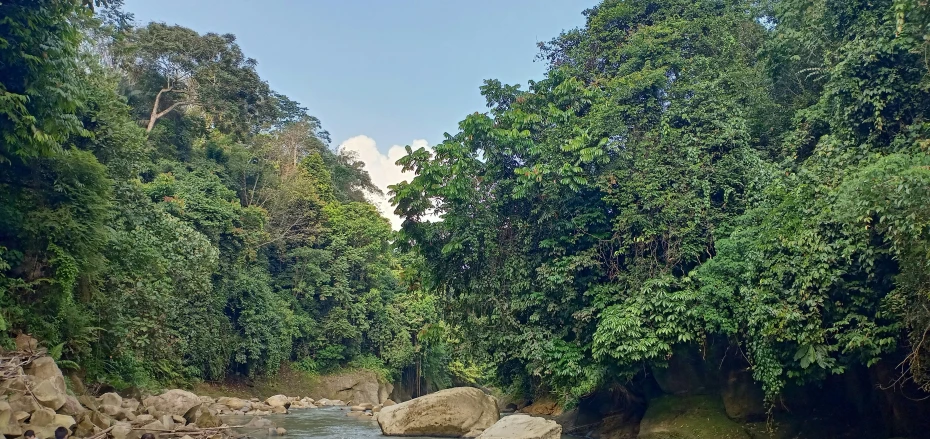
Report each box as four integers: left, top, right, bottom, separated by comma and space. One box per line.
32, 376, 68, 411
100, 392, 123, 408
26, 357, 62, 382
216, 397, 247, 410
308, 370, 393, 405
477, 415, 561, 439
143, 389, 202, 418
265, 395, 290, 409
7, 392, 41, 414
377, 387, 499, 437
638, 395, 748, 439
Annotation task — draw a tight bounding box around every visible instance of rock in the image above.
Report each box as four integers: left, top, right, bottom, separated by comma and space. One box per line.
29, 407, 57, 428
265, 395, 290, 409
0, 401, 10, 428
32, 376, 68, 410
382, 399, 396, 407
143, 389, 202, 418
638, 395, 748, 439
26, 357, 62, 381
122, 398, 140, 413
78, 395, 99, 412
0, 422, 24, 438
722, 369, 766, 421
372, 405, 382, 413
270, 406, 287, 414
140, 420, 167, 432
477, 414, 561, 439
59, 395, 87, 416
74, 415, 97, 437
67, 373, 87, 396
180, 435, 194, 439
502, 403, 517, 413
99, 393, 122, 408
160, 414, 175, 430
52, 414, 76, 429
217, 397, 247, 411
14, 334, 38, 351
193, 409, 221, 428
89, 410, 111, 429
521, 399, 560, 416
133, 414, 154, 425
377, 387, 499, 437
172, 414, 186, 425
350, 405, 366, 412
652, 345, 720, 396
275, 427, 287, 436
346, 411, 367, 418
199, 396, 216, 404
209, 403, 228, 414
100, 404, 127, 420
13, 412, 30, 423
249, 398, 259, 402
308, 371, 393, 405
7, 392, 40, 414
111, 422, 132, 439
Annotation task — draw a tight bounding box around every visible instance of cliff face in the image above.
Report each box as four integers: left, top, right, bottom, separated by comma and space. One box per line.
550, 341, 930, 439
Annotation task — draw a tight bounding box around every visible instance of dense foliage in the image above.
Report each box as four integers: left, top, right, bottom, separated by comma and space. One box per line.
0, 0, 453, 389
393, 0, 930, 403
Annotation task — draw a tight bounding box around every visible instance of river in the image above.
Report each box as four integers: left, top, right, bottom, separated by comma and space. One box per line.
225, 407, 580, 438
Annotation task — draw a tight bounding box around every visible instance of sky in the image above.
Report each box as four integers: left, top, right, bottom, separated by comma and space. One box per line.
121, 0, 594, 228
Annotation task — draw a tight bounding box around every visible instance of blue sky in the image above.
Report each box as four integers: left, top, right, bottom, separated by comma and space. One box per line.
121, 0, 594, 227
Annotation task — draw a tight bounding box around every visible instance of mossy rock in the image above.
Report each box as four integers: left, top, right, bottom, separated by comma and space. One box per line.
638, 395, 748, 439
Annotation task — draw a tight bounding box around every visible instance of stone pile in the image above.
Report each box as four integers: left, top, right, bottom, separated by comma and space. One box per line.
1, 335, 337, 439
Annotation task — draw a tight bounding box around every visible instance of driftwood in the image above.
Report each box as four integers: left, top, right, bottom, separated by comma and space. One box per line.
86, 426, 116, 439
0, 349, 45, 380
130, 425, 246, 439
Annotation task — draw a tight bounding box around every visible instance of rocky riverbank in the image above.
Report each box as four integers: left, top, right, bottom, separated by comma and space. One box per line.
1, 336, 348, 439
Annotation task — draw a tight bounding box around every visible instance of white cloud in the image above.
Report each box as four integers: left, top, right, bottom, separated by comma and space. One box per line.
338, 135, 430, 230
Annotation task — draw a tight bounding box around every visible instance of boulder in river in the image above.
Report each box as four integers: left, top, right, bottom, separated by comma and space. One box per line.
477, 414, 561, 439
377, 387, 499, 437
143, 389, 202, 418
265, 395, 290, 408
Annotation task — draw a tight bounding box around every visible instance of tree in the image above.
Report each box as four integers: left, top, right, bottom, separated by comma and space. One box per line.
115, 23, 276, 134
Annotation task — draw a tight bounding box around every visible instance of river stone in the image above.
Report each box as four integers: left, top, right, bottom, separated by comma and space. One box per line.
193, 408, 221, 428
244, 417, 273, 428
477, 414, 561, 439
90, 410, 112, 429
172, 414, 186, 424
270, 406, 287, 414
265, 395, 290, 409
521, 398, 560, 416
217, 397, 247, 410
133, 414, 154, 425
75, 415, 98, 437
275, 427, 287, 435
350, 405, 365, 412
377, 387, 499, 437
144, 389, 202, 418
141, 420, 167, 432
638, 395, 748, 439
199, 396, 216, 404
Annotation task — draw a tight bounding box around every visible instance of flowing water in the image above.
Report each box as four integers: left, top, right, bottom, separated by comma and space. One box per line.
226, 407, 581, 439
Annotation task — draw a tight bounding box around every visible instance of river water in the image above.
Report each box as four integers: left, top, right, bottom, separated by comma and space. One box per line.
226, 407, 580, 439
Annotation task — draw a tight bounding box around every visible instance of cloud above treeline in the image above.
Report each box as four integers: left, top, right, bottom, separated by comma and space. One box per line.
338, 135, 429, 230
